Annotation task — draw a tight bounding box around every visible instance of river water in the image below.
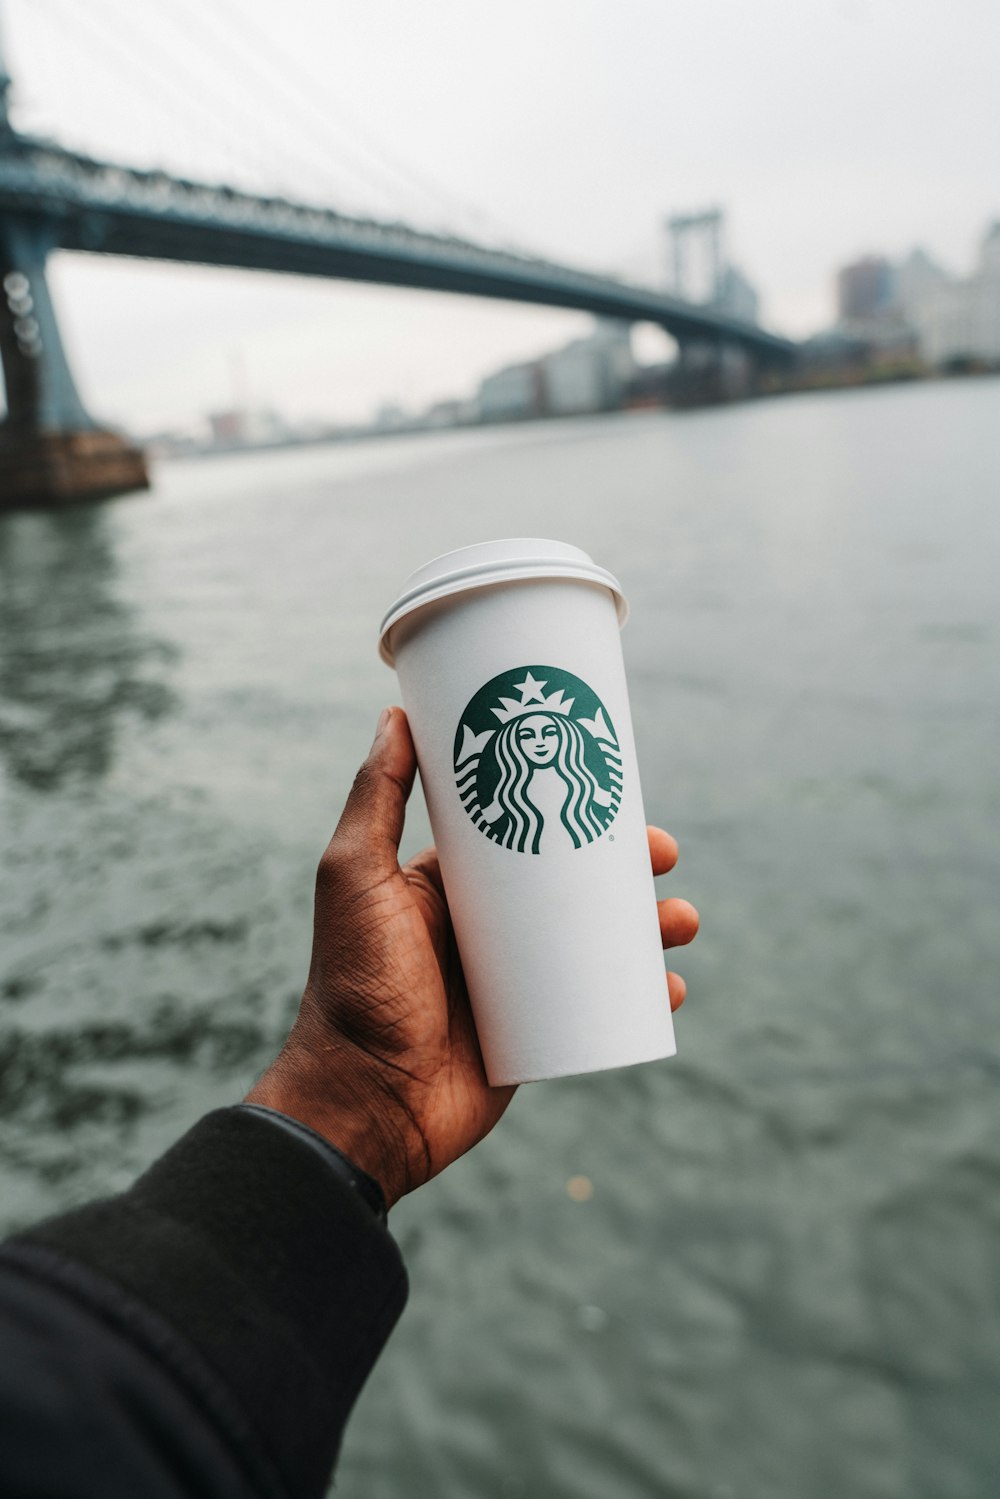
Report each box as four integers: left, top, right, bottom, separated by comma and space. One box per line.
1, 379, 998, 1498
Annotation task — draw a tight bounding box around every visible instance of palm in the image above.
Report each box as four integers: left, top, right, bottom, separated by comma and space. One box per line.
389, 849, 516, 1164
291, 835, 515, 1200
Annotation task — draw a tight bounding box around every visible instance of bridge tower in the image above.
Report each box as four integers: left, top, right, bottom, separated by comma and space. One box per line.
663, 208, 770, 406
0, 32, 147, 509
666, 207, 725, 304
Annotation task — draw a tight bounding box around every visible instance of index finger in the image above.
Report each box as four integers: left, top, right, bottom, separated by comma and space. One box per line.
647, 826, 679, 876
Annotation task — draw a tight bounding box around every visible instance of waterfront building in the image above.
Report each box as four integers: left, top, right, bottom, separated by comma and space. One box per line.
713, 265, 760, 325
541, 322, 635, 416
837, 256, 896, 324
207, 407, 289, 447
421, 399, 466, 429
374, 402, 409, 431
477, 361, 543, 422
908, 223, 1000, 367
894, 248, 949, 323
542, 339, 606, 414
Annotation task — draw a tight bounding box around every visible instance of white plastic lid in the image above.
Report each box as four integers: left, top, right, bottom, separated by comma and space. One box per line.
378, 538, 628, 666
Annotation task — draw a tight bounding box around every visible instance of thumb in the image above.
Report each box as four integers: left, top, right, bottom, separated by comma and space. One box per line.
329, 707, 417, 876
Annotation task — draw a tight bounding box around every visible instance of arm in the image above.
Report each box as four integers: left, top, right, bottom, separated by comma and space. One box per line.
0, 1106, 405, 1499
0, 707, 697, 1498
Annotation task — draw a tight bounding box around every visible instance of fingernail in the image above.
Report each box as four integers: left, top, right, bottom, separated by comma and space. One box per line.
376, 707, 392, 737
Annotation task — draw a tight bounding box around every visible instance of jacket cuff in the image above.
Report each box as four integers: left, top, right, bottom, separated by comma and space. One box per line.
236, 1102, 388, 1223
10, 1105, 408, 1499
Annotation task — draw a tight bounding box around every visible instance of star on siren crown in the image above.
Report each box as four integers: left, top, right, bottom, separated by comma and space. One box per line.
491, 671, 575, 724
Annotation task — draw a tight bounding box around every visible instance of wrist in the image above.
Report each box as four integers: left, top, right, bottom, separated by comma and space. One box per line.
245, 1036, 416, 1208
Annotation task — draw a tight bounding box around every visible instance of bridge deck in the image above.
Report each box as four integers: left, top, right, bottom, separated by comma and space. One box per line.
0, 137, 796, 363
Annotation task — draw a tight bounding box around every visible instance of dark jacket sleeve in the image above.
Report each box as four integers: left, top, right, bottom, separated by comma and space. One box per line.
0, 1106, 409, 1499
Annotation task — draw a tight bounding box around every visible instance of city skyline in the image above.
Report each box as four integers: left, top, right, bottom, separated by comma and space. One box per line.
3, 0, 997, 431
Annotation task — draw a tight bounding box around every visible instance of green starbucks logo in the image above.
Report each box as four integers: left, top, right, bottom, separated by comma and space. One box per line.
454, 666, 622, 854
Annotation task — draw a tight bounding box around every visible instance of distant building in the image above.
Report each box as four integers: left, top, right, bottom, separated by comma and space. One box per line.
541, 322, 635, 416
712, 265, 760, 325
543, 339, 605, 415
591, 320, 636, 392
208, 409, 245, 445
374, 402, 409, 432
478, 361, 543, 422
894, 247, 948, 322
824, 225, 1000, 370
208, 407, 290, 447
907, 223, 1000, 367
837, 256, 895, 324
421, 399, 466, 429
982, 221, 1000, 276
145, 423, 209, 459
798, 328, 871, 371
474, 322, 635, 423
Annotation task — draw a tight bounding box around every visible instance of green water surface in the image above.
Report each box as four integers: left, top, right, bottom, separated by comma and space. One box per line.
1, 380, 998, 1498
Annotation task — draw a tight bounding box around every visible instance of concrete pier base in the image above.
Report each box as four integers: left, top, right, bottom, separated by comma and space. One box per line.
0, 427, 149, 510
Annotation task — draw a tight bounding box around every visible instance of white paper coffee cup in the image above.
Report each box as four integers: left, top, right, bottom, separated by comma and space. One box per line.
379, 539, 676, 1085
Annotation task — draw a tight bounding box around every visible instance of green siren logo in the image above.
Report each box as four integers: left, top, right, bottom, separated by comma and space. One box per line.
454, 666, 622, 854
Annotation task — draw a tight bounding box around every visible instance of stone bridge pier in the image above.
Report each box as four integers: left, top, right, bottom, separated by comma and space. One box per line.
0, 215, 147, 510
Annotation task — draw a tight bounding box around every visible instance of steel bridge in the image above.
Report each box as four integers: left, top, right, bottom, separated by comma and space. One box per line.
0, 41, 796, 504
0, 134, 796, 359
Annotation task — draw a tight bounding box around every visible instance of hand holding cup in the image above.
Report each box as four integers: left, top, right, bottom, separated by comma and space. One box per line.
247, 707, 698, 1207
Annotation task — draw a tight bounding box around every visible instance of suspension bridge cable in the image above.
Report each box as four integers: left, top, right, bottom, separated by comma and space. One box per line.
3, 0, 73, 137
186, 0, 518, 242
196, 0, 457, 225
32, 0, 271, 188
209, 0, 526, 246
35, 0, 364, 214
149, 0, 396, 216
158, 0, 422, 223
96, 0, 331, 197
203, 0, 450, 221
16, 0, 533, 251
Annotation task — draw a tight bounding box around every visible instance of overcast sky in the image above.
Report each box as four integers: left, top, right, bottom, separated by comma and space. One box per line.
4, 0, 997, 431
